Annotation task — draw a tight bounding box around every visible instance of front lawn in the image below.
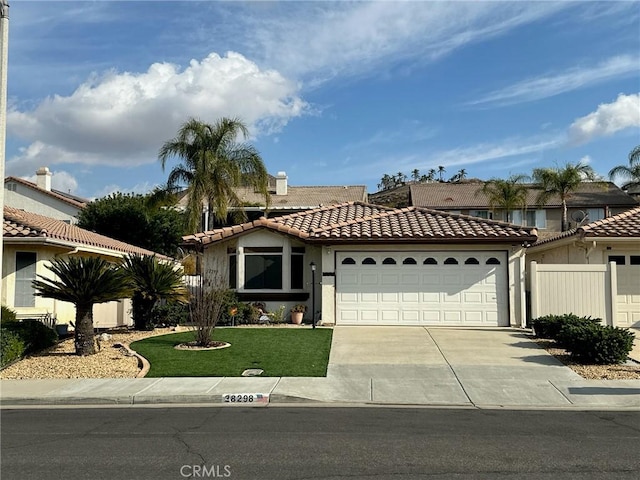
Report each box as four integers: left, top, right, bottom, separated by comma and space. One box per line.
130, 327, 333, 377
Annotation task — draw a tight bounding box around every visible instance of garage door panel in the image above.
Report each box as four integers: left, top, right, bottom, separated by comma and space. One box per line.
361, 292, 378, 302
381, 292, 399, 302
402, 292, 420, 303
336, 252, 508, 326
360, 274, 378, 285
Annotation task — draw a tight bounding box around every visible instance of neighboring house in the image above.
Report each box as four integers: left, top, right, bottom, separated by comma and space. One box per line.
526, 206, 640, 327
177, 171, 368, 230
183, 202, 537, 327
370, 181, 638, 232
4, 167, 88, 224
2, 206, 167, 329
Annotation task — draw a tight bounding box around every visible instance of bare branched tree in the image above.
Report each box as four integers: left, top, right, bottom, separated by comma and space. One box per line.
189, 262, 232, 347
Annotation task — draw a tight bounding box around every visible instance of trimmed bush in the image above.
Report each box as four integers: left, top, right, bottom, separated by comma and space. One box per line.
561, 324, 635, 365
1, 305, 17, 325
532, 314, 600, 342
0, 328, 26, 367
151, 302, 189, 327
3, 320, 58, 354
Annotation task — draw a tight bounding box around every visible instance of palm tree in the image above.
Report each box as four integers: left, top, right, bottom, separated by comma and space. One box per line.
609, 145, 640, 188
532, 162, 596, 231
437, 165, 446, 182
411, 169, 420, 182
427, 169, 436, 182
32, 257, 131, 356
479, 174, 529, 222
121, 254, 190, 331
159, 117, 269, 233
457, 168, 467, 181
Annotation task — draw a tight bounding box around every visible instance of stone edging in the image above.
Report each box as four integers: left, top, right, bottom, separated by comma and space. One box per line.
120, 343, 150, 378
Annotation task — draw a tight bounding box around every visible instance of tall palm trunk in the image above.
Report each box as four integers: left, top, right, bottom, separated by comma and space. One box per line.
561, 199, 568, 231
74, 303, 95, 356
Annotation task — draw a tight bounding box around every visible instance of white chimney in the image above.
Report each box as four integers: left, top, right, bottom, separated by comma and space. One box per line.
36, 167, 52, 191
275, 171, 288, 196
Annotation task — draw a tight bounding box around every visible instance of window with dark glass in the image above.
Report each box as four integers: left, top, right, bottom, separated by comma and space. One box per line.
244, 247, 283, 289
486, 257, 501, 265
403, 258, 417, 265
423, 258, 437, 265
630, 256, 640, 265
342, 257, 356, 265
382, 257, 396, 265
608, 255, 626, 265
465, 258, 480, 265
15, 252, 37, 307
291, 247, 305, 289
228, 253, 237, 289
362, 257, 376, 265
444, 257, 458, 265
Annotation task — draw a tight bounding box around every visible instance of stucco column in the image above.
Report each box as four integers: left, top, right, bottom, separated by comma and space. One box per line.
0, 1, 9, 271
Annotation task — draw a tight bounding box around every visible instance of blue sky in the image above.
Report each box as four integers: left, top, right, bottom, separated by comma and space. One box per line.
5, 1, 640, 199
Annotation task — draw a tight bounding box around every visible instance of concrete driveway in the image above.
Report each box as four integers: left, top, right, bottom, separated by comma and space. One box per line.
327, 326, 583, 406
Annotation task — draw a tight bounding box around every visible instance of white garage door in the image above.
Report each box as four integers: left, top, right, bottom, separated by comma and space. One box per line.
336, 252, 509, 326
616, 265, 640, 327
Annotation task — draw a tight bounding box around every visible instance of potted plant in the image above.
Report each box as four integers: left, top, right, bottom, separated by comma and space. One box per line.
290, 304, 306, 325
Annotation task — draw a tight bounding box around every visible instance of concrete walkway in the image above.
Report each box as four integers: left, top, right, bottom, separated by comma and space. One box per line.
1, 327, 639, 409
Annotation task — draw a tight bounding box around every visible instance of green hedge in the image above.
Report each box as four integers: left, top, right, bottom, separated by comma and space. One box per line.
1, 305, 17, 325
532, 313, 635, 365
560, 323, 635, 364
532, 314, 600, 342
0, 329, 26, 367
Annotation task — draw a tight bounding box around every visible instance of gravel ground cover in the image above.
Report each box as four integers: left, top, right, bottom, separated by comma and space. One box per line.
2, 328, 639, 380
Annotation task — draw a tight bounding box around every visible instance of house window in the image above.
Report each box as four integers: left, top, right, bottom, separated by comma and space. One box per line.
448, 210, 461, 215
228, 251, 237, 289
470, 210, 492, 220
511, 210, 546, 228
6, 182, 17, 192
630, 256, 640, 265
465, 258, 480, 265
15, 252, 37, 307
244, 247, 283, 289
423, 258, 437, 265
342, 257, 356, 265
608, 255, 626, 265
290, 247, 305, 289
362, 257, 376, 265
486, 257, 501, 265
444, 257, 458, 265
586, 208, 605, 221
382, 257, 396, 265
402, 258, 417, 265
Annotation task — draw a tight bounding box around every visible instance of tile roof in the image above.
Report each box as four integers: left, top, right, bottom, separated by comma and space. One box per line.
5, 176, 88, 209
531, 206, 640, 246
408, 182, 638, 209
177, 185, 367, 210
3, 206, 167, 259
183, 202, 537, 246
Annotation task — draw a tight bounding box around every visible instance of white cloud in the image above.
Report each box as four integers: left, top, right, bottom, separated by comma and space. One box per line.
6, 52, 307, 174
579, 155, 592, 165
238, 2, 570, 84
469, 55, 640, 107
568, 93, 640, 144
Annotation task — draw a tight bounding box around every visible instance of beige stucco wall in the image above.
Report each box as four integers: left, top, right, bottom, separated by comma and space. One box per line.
2, 244, 132, 328
5, 186, 81, 223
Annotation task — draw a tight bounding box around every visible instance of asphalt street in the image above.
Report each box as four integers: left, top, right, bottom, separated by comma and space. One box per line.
2, 406, 640, 480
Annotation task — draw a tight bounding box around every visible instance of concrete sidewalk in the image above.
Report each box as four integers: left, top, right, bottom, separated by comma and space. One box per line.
1, 327, 639, 409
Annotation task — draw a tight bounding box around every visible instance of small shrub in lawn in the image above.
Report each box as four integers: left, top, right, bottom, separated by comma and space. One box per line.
3, 320, 58, 354
560, 323, 635, 364
0, 328, 26, 367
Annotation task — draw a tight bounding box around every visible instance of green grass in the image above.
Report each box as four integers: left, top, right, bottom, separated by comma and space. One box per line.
130, 327, 333, 377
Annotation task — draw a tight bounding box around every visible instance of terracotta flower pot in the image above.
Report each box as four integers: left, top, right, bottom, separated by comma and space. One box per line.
291, 312, 304, 324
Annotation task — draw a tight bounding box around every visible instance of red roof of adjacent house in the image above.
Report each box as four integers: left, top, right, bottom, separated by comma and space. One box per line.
407, 182, 638, 209
183, 201, 537, 246
3, 206, 168, 259
531, 206, 640, 246
4, 176, 88, 209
